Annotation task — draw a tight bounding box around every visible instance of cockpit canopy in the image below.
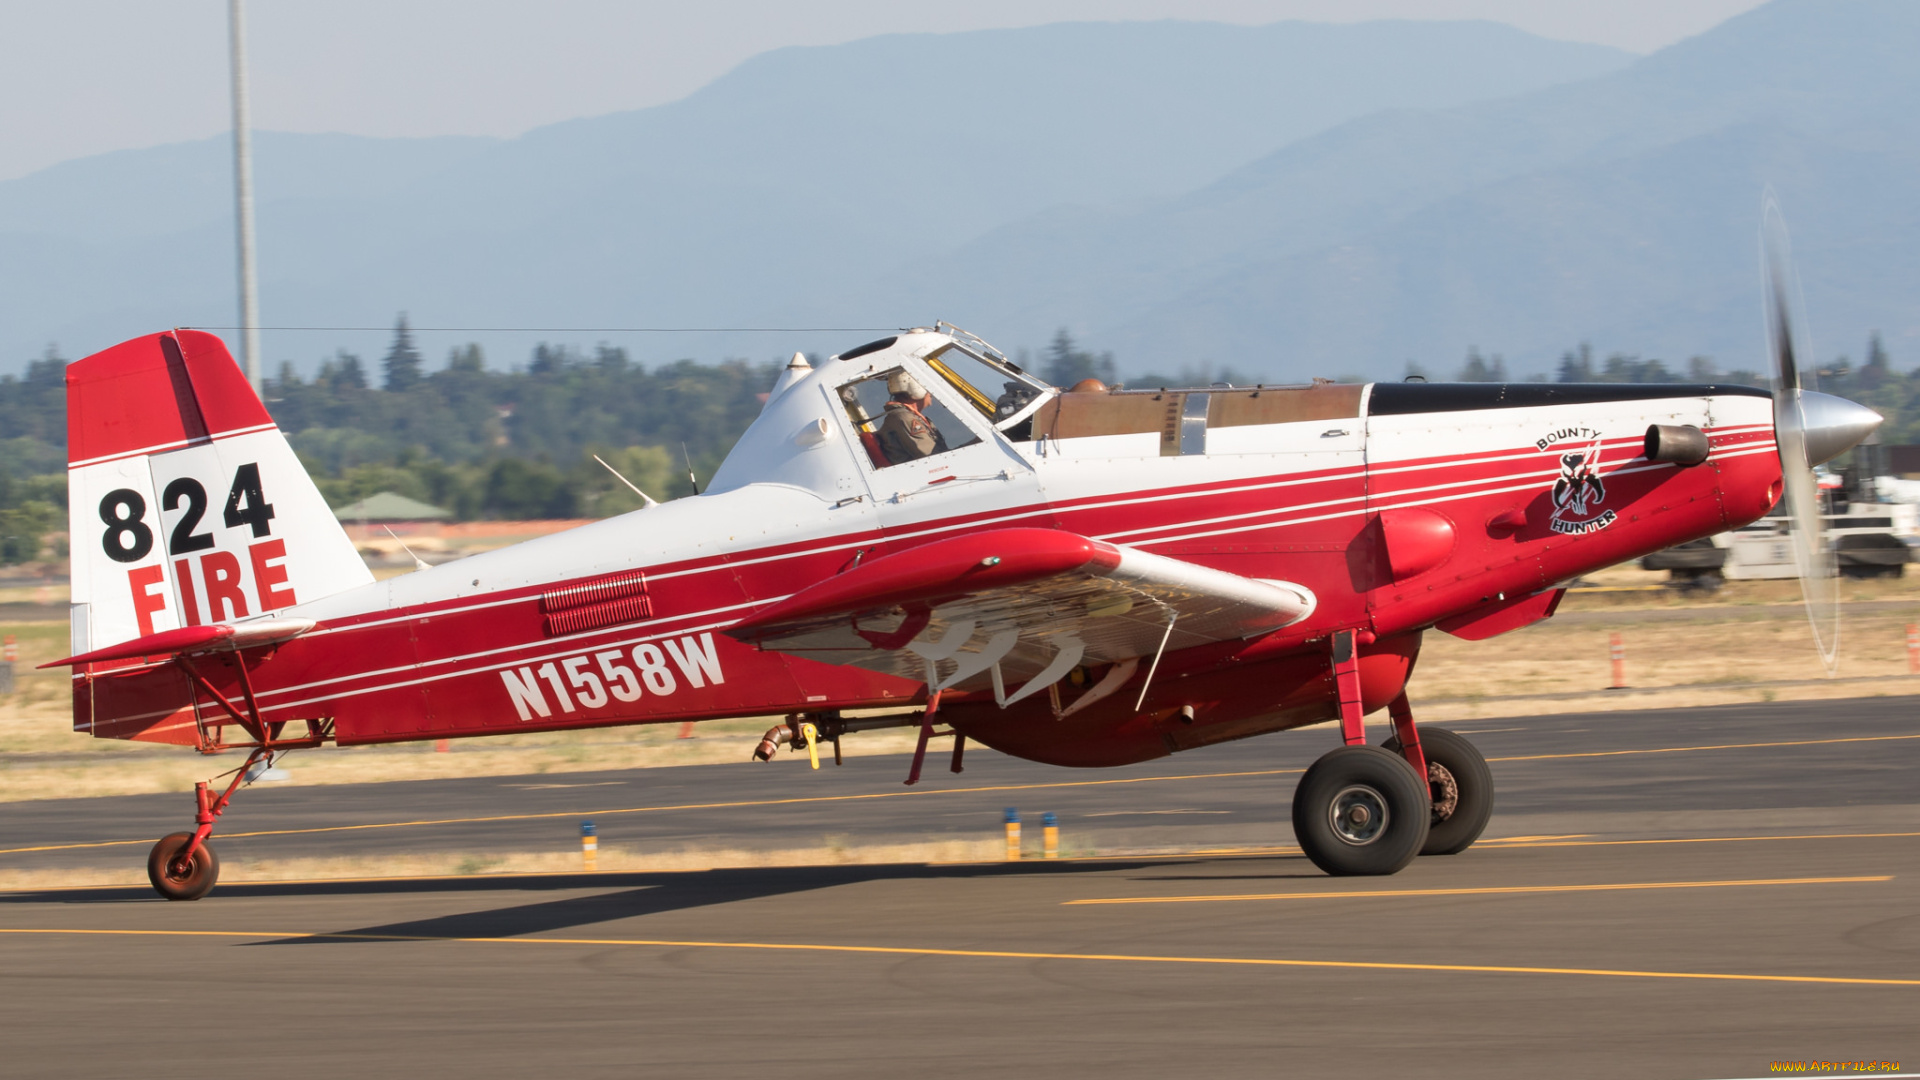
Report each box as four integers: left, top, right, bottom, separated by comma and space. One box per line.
705, 323, 1366, 499
836, 331, 1053, 470
706, 326, 1052, 495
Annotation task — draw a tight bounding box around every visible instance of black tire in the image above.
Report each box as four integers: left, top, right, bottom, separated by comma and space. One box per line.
1291, 745, 1430, 876
1381, 726, 1494, 856
147, 832, 219, 901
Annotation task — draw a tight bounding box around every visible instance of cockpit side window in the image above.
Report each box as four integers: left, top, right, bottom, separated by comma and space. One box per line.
837, 367, 980, 469
923, 345, 1051, 441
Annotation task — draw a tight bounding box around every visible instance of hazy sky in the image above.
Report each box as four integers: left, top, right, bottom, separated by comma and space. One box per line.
2, 0, 1766, 181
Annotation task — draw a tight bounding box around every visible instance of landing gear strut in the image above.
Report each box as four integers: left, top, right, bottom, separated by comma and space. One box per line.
132, 646, 330, 901
144, 746, 271, 901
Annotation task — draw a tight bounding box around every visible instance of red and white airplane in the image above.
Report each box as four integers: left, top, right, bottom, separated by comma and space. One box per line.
49, 318, 1879, 899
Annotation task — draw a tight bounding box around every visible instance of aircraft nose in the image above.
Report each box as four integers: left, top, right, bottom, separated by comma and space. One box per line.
1797, 391, 1883, 467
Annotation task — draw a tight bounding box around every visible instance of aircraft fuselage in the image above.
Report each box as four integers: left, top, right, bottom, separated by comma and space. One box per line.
75, 353, 1780, 770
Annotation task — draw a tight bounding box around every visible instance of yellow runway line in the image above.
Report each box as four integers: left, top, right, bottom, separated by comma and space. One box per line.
2, 926, 1917, 988
1486, 731, 1920, 763
1063, 875, 1891, 906
5, 730, 1918, 858
1489, 831, 1920, 849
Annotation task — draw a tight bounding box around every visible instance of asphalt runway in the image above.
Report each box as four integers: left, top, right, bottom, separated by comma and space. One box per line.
3, 698, 1918, 1078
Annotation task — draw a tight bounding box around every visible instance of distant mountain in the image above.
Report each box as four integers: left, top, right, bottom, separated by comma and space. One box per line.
0, 19, 1631, 374
884, 0, 1920, 380
0, 133, 497, 245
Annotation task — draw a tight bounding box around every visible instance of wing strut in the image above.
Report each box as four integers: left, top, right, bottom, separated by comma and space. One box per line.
1133, 611, 1179, 711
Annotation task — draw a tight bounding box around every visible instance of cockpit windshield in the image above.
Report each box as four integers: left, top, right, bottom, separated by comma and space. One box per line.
923, 334, 1053, 441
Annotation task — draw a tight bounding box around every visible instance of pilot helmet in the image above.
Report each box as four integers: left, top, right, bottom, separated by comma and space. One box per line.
887, 371, 928, 400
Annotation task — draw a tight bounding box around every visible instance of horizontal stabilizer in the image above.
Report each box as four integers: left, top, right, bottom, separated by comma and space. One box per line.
45, 617, 315, 669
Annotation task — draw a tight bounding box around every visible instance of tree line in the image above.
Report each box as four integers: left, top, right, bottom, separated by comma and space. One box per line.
266, 318, 774, 521
1424, 338, 1914, 443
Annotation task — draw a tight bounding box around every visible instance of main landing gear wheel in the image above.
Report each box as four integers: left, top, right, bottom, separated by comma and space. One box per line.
1382, 726, 1494, 856
1291, 745, 1430, 876
147, 832, 220, 901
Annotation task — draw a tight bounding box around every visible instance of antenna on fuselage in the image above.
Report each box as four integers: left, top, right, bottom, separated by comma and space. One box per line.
382, 526, 431, 572
681, 442, 702, 496
593, 454, 660, 508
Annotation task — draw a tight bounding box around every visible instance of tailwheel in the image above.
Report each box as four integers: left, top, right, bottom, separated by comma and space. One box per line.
1291, 745, 1430, 876
147, 832, 220, 901
1383, 726, 1494, 856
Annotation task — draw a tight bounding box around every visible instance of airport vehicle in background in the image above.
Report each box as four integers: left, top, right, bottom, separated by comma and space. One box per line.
1643, 498, 1916, 589
50, 293, 1879, 899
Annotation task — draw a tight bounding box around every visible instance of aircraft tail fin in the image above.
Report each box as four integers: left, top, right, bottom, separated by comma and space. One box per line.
65, 330, 374, 659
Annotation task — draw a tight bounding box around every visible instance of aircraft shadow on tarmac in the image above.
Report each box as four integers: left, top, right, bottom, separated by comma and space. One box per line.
1, 859, 1172, 941
252, 860, 1177, 945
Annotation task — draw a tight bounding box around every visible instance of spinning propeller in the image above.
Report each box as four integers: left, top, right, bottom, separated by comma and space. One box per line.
1762, 199, 1883, 676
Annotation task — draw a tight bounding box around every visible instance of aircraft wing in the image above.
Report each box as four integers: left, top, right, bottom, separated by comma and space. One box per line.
726, 528, 1314, 708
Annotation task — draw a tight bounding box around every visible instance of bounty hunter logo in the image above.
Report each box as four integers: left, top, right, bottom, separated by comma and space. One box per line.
1537, 427, 1616, 535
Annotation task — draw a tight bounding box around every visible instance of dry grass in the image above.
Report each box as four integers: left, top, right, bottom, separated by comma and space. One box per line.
1401, 563, 1920, 722
0, 707, 935, 803
0, 586, 63, 607
1567, 558, 1920, 605
6, 564, 1920, 802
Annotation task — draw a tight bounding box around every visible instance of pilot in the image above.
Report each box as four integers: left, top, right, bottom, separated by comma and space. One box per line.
877, 371, 949, 463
